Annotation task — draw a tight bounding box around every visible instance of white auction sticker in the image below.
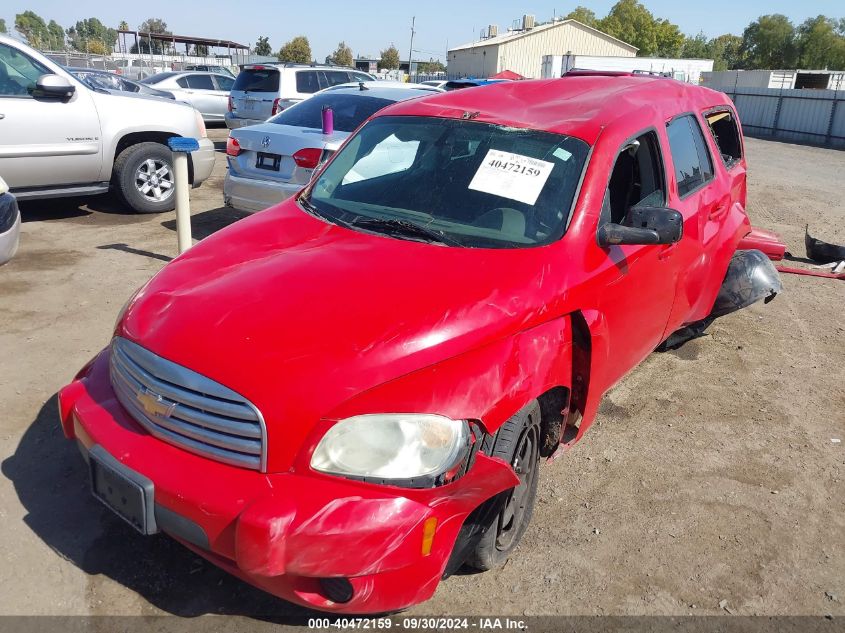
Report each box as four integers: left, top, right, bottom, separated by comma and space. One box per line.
468, 149, 555, 205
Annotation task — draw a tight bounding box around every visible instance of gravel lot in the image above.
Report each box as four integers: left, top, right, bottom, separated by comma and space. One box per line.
0, 131, 842, 619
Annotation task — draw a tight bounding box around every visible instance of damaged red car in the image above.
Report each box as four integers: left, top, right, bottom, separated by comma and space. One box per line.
58, 74, 783, 613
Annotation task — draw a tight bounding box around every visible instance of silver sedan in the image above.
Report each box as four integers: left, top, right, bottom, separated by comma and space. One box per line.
0, 177, 20, 265
140, 71, 234, 123
224, 83, 440, 213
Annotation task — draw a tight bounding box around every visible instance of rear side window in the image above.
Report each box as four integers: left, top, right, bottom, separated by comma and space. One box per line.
705, 110, 742, 167
176, 77, 189, 88
667, 115, 714, 197
295, 70, 321, 94
270, 93, 394, 132
232, 68, 280, 92
186, 75, 215, 90
323, 71, 350, 87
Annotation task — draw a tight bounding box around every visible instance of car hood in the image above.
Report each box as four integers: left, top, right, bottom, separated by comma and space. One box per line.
119, 200, 556, 470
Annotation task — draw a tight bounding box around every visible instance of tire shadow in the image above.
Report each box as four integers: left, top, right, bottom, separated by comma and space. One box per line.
1, 396, 318, 621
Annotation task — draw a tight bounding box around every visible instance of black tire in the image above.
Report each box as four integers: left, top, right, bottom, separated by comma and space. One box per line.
465, 401, 541, 571
112, 142, 177, 213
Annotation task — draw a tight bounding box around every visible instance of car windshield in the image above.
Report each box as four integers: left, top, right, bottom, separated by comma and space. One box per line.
269, 93, 395, 133
140, 72, 177, 84
305, 115, 590, 248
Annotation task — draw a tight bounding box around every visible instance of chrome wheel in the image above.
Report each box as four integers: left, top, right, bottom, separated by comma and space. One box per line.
134, 159, 174, 202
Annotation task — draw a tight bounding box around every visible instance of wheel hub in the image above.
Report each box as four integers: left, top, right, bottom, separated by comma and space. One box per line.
135, 158, 174, 203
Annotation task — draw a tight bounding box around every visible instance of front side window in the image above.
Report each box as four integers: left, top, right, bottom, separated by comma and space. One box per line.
602, 131, 666, 225
215, 75, 234, 91
305, 116, 590, 248
0, 43, 51, 97
667, 115, 714, 197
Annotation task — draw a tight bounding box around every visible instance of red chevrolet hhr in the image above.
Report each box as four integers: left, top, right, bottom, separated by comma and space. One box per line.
58, 74, 782, 613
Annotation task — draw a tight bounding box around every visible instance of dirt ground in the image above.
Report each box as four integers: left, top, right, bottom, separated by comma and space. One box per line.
0, 130, 842, 619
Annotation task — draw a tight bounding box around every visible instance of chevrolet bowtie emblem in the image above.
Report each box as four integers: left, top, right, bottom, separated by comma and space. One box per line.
137, 388, 177, 418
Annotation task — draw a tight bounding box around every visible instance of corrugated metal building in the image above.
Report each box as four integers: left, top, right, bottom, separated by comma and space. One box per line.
448, 18, 637, 79
702, 69, 845, 91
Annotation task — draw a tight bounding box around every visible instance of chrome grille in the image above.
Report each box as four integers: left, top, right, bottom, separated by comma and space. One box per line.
109, 337, 266, 471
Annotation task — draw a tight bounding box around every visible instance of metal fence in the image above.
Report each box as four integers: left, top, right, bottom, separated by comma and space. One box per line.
721, 87, 845, 150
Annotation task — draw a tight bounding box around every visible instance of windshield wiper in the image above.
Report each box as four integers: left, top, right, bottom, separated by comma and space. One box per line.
351, 217, 461, 246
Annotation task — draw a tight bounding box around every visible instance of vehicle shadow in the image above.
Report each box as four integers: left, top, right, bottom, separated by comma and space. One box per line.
19, 194, 148, 223
160, 206, 250, 241
0, 396, 318, 621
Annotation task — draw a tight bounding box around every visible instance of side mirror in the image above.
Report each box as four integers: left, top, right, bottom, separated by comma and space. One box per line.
597, 206, 683, 247
33, 74, 76, 100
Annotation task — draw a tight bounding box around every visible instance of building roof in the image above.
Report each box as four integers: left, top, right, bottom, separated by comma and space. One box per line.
379, 74, 725, 146
118, 30, 248, 50
448, 19, 637, 53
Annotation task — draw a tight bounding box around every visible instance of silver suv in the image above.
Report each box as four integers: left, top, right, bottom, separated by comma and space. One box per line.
225, 63, 375, 129
0, 35, 215, 213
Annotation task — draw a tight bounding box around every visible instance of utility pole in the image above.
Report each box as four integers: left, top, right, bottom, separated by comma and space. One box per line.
408, 16, 415, 79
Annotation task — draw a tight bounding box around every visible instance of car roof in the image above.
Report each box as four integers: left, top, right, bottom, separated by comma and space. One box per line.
320, 81, 443, 94
314, 83, 440, 101
380, 75, 730, 145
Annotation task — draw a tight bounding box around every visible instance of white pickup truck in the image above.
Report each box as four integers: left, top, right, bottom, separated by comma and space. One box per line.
0, 35, 215, 213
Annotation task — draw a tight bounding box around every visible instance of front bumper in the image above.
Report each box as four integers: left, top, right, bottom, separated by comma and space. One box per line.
190, 138, 216, 188
223, 170, 303, 213
58, 351, 517, 613
225, 113, 265, 130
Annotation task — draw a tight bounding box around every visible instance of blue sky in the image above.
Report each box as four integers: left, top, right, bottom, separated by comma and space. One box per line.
3, 1, 842, 61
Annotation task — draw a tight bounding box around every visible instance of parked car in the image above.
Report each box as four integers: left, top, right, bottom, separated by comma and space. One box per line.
225, 63, 377, 129
59, 75, 783, 614
0, 35, 215, 213
67, 67, 175, 99
420, 79, 448, 89
0, 176, 20, 265
224, 83, 437, 212
140, 71, 234, 123
114, 58, 167, 81
186, 64, 236, 78
443, 78, 510, 91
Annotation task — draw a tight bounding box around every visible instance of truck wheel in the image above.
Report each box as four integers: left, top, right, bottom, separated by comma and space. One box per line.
113, 142, 176, 213
465, 401, 541, 571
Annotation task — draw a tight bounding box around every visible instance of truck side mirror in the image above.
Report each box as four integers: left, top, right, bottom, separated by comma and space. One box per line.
33, 74, 76, 100
597, 206, 683, 247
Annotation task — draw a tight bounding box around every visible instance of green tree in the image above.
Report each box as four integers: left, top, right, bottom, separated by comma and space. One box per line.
598, 0, 659, 56
681, 31, 710, 58
66, 18, 116, 54
328, 41, 353, 67
378, 44, 400, 70
15, 10, 50, 47
741, 14, 797, 69
253, 35, 272, 56
132, 17, 171, 54
417, 59, 446, 73
564, 6, 598, 28
46, 19, 65, 50
655, 19, 684, 57
0, 19, 7, 34
278, 35, 311, 63
709, 34, 745, 70
797, 16, 845, 69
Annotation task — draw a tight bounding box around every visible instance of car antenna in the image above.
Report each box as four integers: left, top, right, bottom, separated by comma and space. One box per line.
359, 81, 369, 91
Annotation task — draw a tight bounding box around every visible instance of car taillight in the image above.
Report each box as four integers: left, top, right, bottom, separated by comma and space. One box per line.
292, 148, 322, 169
226, 135, 242, 157
271, 98, 283, 115
228, 96, 234, 112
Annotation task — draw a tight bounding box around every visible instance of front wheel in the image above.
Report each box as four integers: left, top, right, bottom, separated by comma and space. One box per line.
112, 142, 177, 213
465, 401, 541, 571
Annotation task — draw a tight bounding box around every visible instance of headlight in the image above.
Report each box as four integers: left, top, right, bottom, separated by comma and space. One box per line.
311, 414, 470, 483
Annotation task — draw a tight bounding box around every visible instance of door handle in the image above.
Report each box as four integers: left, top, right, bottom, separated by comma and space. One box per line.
0, 114, 5, 119
708, 204, 728, 221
